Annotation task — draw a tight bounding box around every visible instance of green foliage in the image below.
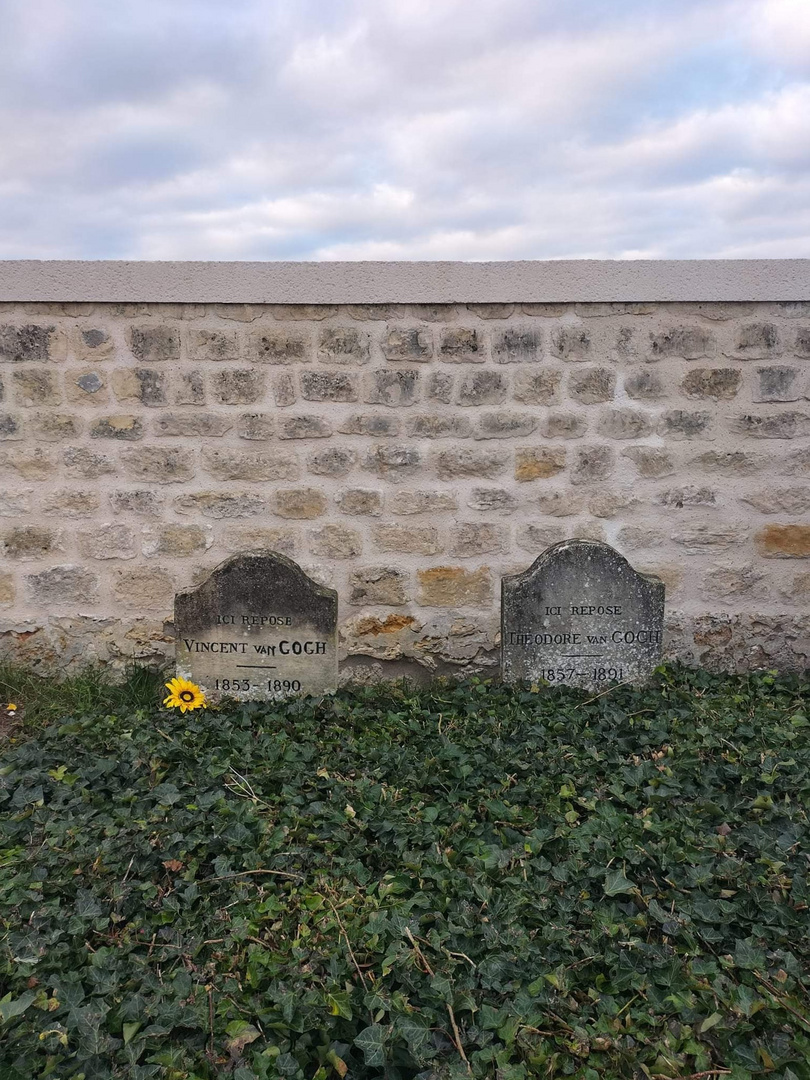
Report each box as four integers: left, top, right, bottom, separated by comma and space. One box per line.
1, 666, 810, 1078
0, 662, 165, 735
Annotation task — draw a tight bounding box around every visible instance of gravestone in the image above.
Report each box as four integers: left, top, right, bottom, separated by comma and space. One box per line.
175, 551, 338, 700
502, 539, 664, 690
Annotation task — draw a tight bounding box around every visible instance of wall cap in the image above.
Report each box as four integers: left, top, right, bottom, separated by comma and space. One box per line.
0, 259, 808, 304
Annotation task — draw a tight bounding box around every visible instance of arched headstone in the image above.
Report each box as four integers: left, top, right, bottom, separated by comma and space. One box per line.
502, 540, 664, 690
175, 551, 338, 700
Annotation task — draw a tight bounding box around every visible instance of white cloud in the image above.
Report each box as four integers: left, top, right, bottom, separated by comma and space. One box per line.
0, 0, 807, 258
747, 0, 810, 69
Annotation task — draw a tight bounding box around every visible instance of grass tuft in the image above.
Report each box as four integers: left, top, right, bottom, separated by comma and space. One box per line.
0, 662, 166, 736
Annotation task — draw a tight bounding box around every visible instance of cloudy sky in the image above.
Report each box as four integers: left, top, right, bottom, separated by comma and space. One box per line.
0, 0, 808, 260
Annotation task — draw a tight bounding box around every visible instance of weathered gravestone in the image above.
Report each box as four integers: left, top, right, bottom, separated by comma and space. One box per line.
175, 551, 338, 700
502, 539, 664, 690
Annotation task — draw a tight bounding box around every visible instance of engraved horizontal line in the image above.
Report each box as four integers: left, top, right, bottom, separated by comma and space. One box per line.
561, 654, 604, 658
235, 664, 278, 670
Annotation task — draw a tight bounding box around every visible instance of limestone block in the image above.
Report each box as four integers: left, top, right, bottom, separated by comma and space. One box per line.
597, 408, 654, 440
174, 371, 205, 404
299, 370, 358, 402
624, 371, 665, 400
374, 524, 441, 554
273, 488, 327, 519
474, 412, 536, 439
29, 413, 81, 441
514, 447, 566, 481
335, 489, 384, 516
174, 492, 267, 518
307, 448, 357, 477
0, 324, 62, 363
202, 447, 299, 481
681, 368, 742, 400
550, 326, 591, 360
66, 369, 109, 404
237, 414, 274, 440
64, 446, 116, 478
756, 525, 810, 558
733, 412, 810, 439
622, 446, 676, 477
435, 447, 507, 479
78, 524, 137, 560
188, 328, 240, 360
309, 524, 362, 558
731, 322, 780, 359
570, 445, 615, 485
658, 410, 713, 440
363, 368, 419, 406
210, 369, 266, 404
277, 415, 333, 439
512, 368, 561, 404
318, 327, 370, 365
541, 412, 587, 439
109, 489, 165, 516
26, 565, 98, 604
339, 413, 401, 437
349, 566, 410, 605
416, 566, 493, 607
449, 523, 507, 557
466, 487, 518, 514
382, 328, 432, 362
408, 414, 471, 438
649, 327, 716, 360
492, 326, 541, 363
12, 368, 61, 406
154, 412, 233, 437
112, 368, 168, 407
128, 325, 180, 362
113, 567, 175, 609
143, 523, 214, 555
456, 370, 507, 406
90, 415, 144, 440
569, 367, 615, 404
389, 490, 458, 515
363, 444, 421, 481
3, 526, 63, 559
752, 367, 802, 403
41, 490, 100, 517
120, 446, 195, 484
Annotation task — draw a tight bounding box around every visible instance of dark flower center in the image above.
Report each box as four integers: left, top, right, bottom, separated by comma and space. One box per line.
180, 690, 195, 702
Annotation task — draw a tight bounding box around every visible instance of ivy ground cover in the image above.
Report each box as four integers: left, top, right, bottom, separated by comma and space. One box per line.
1, 667, 810, 1079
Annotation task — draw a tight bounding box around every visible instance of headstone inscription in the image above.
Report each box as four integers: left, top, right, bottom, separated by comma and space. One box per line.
502, 539, 664, 690
174, 551, 338, 700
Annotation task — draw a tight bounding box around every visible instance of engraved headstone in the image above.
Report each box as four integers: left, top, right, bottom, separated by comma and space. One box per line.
502, 539, 664, 690
175, 551, 338, 700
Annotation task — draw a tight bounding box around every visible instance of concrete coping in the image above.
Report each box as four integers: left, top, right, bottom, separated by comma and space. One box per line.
0, 259, 808, 304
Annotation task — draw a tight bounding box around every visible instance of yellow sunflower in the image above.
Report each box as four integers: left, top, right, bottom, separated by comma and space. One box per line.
163, 677, 206, 713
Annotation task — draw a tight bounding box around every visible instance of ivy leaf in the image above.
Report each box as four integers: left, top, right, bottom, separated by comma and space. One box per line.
431, 974, 453, 1004
73, 889, 103, 919
604, 868, 635, 896
734, 938, 767, 971
0, 991, 36, 1023
396, 1013, 432, 1063
700, 1012, 723, 1033
325, 1049, 348, 1078
354, 1023, 388, 1067
275, 1052, 303, 1077
226, 1020, 261, 1055
122, 1021, 141, 1045
327, 991, 353, 1020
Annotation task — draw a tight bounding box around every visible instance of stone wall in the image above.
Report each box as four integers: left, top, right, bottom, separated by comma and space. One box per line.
2, 294, 810, 677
